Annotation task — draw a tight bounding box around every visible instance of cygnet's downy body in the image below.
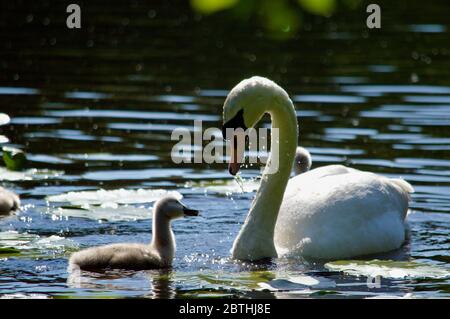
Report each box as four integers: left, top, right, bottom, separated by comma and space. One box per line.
69, 196, 198, 271
0, 187, 20, 215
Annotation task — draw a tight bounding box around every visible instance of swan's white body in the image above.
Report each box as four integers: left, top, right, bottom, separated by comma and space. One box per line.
223, 76, 413, 261
276, 165, 412, 259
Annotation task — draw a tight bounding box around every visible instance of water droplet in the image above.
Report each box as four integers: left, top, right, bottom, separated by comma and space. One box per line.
410, 73, 419, 83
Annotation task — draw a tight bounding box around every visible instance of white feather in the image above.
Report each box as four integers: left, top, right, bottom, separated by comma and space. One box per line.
275, 166, 412, 259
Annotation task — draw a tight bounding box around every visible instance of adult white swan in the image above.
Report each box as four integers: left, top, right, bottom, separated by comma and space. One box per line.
222, 76, 413, 261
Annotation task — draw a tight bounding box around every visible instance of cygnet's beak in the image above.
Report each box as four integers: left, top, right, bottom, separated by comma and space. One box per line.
183, 206, 199, 217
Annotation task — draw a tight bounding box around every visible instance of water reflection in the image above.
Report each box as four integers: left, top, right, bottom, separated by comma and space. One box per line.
67, 268, 176, 299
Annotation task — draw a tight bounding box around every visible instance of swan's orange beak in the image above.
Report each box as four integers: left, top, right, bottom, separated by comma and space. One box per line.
228, 134, 245, 176
222, 110, 247, 176
229, 161, 240, 176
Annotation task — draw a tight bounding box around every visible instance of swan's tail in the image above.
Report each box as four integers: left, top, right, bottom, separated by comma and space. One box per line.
390, 178, 414, 219
390, 178, 414, 194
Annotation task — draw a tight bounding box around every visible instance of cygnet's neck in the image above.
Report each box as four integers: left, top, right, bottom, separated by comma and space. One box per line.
151, 212, 175, 264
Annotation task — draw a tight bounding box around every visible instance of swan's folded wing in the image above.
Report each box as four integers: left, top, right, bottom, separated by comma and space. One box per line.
389, 178, 414, 194
276, 170, 412, 259
284, 165, 358, 201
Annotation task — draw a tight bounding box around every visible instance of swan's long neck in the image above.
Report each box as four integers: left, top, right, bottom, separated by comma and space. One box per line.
231, 95, 298, 260
151, 213, 175, 264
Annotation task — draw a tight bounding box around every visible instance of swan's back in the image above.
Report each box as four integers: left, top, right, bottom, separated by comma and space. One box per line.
275, 165, 413, 259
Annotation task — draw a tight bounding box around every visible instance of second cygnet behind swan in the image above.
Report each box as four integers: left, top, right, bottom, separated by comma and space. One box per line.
69, 196, 199, 271
0, 186, 20, 215
293, 147, 312, 175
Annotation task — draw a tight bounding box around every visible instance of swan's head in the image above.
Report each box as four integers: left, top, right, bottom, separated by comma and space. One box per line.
154, 196, 199, 220
294, 147, 312, 175
222, 76, 288, 132
222, 76, 290, 175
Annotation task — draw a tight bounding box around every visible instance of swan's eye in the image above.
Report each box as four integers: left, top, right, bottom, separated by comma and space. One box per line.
222, 109, 247, 141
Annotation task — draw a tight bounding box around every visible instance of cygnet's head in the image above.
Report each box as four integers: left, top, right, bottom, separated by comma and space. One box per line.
153, 196, 199, 220
0, 187, 20, 215
294, 147, 312, 175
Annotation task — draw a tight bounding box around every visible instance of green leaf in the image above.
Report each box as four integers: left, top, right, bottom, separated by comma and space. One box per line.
0, 247, 21, 256
261, 0, 301, 39
0, 231, 78, 258
310, 290, 339, 296
2, 146, 27, 171
190, 0, 239, 14
325, 259, 450, 279
341, 0, 362, 10
298, 0, 336, 16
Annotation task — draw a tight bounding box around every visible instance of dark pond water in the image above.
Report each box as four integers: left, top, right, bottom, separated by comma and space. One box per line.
0, 0, 449, 298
